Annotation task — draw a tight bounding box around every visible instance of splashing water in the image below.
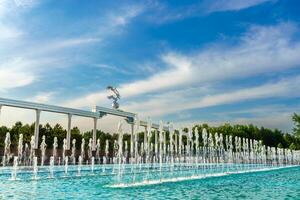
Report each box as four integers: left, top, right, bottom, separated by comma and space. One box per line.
81, 139, 85, 161
53, 137, 58, 164
40, 135, 47, 166
17, 134, 23, 165
88, 138, 93, 161
3, 132, 11, 166
71, 139, 76, 165
63, 138, 67, 163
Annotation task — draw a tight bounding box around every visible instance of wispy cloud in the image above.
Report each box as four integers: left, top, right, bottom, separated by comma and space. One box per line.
205, 0, 274, 13
0, 0, 23, 41
123, 75, 300, 117
144, 0, 274, 24
0, 24, 23, 40
0, 2, 144, 93
67, 22, 300, 113
109, 4, 145, 26
0, 58, 36, 90
43, 37, 101, 51
27, 91, 56, 103
0, 68, 35, 91
93, 63, 133, 75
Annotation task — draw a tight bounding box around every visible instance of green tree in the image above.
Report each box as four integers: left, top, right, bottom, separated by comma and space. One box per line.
0, 126, 9, 148
289, 143, 296, 150
71, 127, 82, 149
292, 113, 300, 138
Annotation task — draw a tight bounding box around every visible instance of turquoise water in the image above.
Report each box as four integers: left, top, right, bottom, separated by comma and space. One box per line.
0, 166, 299, 199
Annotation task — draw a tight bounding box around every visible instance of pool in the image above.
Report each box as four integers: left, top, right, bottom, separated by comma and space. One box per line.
0, 165, 299, 199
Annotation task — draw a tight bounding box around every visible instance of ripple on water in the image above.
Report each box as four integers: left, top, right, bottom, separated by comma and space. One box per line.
0, 167, 300, 199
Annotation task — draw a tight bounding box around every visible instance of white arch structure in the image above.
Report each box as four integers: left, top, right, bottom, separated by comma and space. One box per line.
0, 97, 169, 151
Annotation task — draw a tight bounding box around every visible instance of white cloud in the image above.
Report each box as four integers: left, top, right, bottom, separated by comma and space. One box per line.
27, 92, 56, 103
144, 0, 274, 24
0, 24, 23, 40
0, 0, 22, 41
0, 68, 34, 90
0, 3, 144, 93
67, 22, 300, 112
66, 52, 195, 108
122, 75, 300, 117
13, 0, 38, 7
0, 56, 67, 91
42, 37, 101, 52
206, 0, 274, 13
109, 4, 144, 26
0, 58, 36, 90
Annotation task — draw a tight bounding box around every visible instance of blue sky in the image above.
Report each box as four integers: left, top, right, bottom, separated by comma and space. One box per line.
0, 0, 300, 133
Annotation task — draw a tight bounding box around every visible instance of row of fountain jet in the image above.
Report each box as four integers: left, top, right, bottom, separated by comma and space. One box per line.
2, 120, 300, 167
2, 132, 101, 167
1, 120, 300, 183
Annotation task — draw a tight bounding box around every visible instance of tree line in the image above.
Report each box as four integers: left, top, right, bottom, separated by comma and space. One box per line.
0, 113, 300, 152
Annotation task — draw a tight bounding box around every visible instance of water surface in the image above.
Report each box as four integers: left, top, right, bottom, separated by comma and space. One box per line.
0, 166, 299, 199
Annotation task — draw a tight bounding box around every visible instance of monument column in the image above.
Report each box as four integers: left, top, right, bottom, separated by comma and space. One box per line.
130, 123, 134, 156
34, 109, 41, 149
66, 114, 72, 150
144, 126, 147, 152
92, 117, 97, 151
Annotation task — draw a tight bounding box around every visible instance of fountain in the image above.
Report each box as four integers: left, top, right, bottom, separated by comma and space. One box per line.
77, 156, 82, 176
32, 156, 38, 180
10, 156, 18, 180
64, 156, 69, 176
17, 134, 23, 164
105, 140, 109, 164
53, 137, 58, 163
96, 139, 100, 164
71, 139, 76, 165
88, 138, 93, 161
133, 117, 140, 164
91, 157, 95, 174
81, 139, 85, 161
23, 143, 29, 166
49, 156, 54, 178
0, 118, 299, 189
29, 135, 35, 166
63, 138, 67, 163
40, 135, 47, 166
2, 132, 11, 166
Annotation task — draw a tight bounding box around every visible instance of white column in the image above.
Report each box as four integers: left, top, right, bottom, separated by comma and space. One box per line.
34, 109, 41, 149
135, 125, 139, 158
130, 124, 134, 156
155, 129, 158, 155
144, 126, 147, 151
66, 114, 72, 150
92, 117, 97, 151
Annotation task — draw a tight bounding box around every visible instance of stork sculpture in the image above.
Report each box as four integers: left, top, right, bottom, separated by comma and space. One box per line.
107, 86, 120, 109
